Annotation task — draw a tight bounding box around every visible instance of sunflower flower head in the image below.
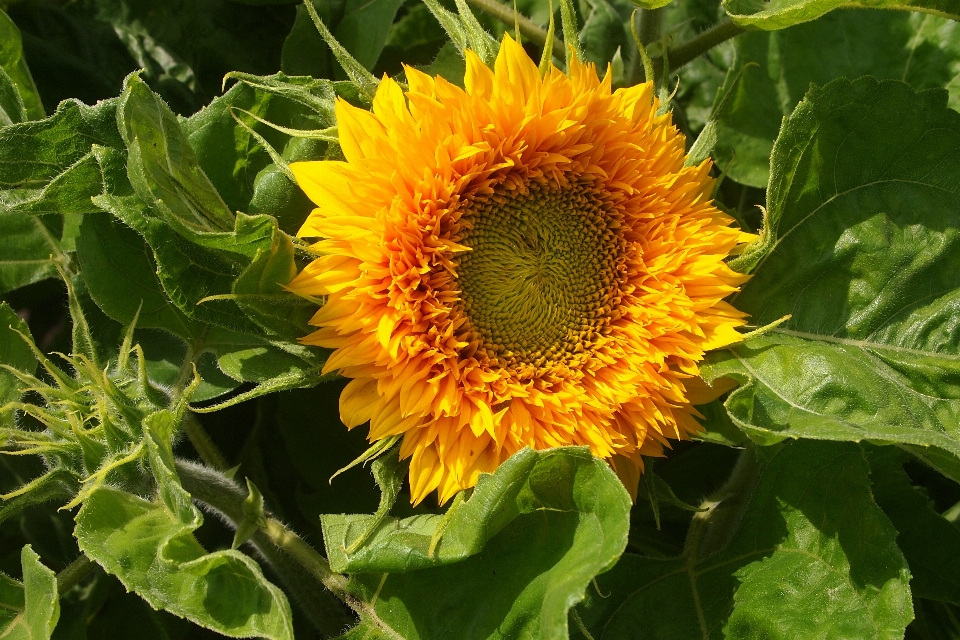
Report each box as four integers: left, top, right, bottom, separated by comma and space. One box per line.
288, 35, 754, 504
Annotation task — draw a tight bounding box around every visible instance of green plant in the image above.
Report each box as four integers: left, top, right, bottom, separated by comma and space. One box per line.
0, 0, 959, 637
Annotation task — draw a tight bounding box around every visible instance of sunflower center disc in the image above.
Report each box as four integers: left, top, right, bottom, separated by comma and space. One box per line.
454, 181, 625, 368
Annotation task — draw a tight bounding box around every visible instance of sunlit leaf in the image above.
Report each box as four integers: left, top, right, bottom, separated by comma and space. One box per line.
723, 0, 960, 30
715, 11, 960, 188
706, 78, 960, 482
75, 411, 295, 640
0, 545, 60, 640
329, 447, 631, 640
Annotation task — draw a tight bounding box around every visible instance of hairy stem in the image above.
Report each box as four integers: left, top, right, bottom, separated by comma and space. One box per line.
56, 554, 97, 595
638, 7, 663, 45
684, 445, 762, 562
182, 413, 230, 472
176, 460, 350, 635
465, 0, 567, 59
659, 20, 745, 73
176, 460, 403, 638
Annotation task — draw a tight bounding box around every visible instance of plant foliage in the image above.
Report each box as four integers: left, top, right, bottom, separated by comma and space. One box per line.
0, 0, 958, 638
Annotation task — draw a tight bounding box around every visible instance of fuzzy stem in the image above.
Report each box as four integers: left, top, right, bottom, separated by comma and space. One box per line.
56, 554, 97, 595
182, 413, 230, 472
658, 20, 745, 73
638, 7, 663, 45
684, 445, 762, 562
176, 460, 350, 634
175, 460, 404, 638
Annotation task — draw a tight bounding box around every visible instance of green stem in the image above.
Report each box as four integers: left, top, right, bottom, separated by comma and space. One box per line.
638, 7, 663, 45
182, 413, 230, 472
176, 460, 349, 635
56, 554, 97, 595
175, 460, 403, 638
657, 20, 745, 74
684, 445, 762, 562
464, 0, 567, 59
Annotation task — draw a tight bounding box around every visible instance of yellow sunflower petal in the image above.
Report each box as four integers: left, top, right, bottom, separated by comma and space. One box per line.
290, 36, 752, 504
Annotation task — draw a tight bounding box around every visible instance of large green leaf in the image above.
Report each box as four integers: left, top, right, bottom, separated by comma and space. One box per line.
0, 98, 122, 190
575, 441, 912, 639
329, 447, 631, 640
78, 104, 320, 395
0, 9, 44, 123
722, 0, 960, 30
117, 72, 235, 235
75, 210, 202, 341
74, 411, 294, 640
867, 446, 960, 606
704, 78, 960, 480
715, 10, 960, 188
0, 98, 121, 293
110, 76, 317, 338
0, 545, 60, 640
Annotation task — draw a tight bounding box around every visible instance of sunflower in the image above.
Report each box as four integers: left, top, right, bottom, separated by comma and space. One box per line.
287, 35, 753, 504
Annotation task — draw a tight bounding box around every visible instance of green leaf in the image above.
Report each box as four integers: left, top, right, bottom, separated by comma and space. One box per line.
182, 71, 340, 231
91, 147, 270, 335
722, 0, 960, 30
328, 447, 631, 640
0, 212, 59, 295
576, 441, 912, 639
75, 211, 202, 341
0, 153, 105, 217
75, 411, 294, 640
580, 0, 626, 69
0, 302, 37, 426
104, 77, 317, 337
281, 2, 335, 81
0, 97, 122, 293
715, 11, 960, 188
705, 78, 960, 481
117, 72, 235, 234
334, 0, 406, 73
0, 545, 60, 640
0, 98, 123, 190
867, 446, 960, 606
0, 65, 27, 128
0, 9, 44, 122
202, 325, 322, 385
